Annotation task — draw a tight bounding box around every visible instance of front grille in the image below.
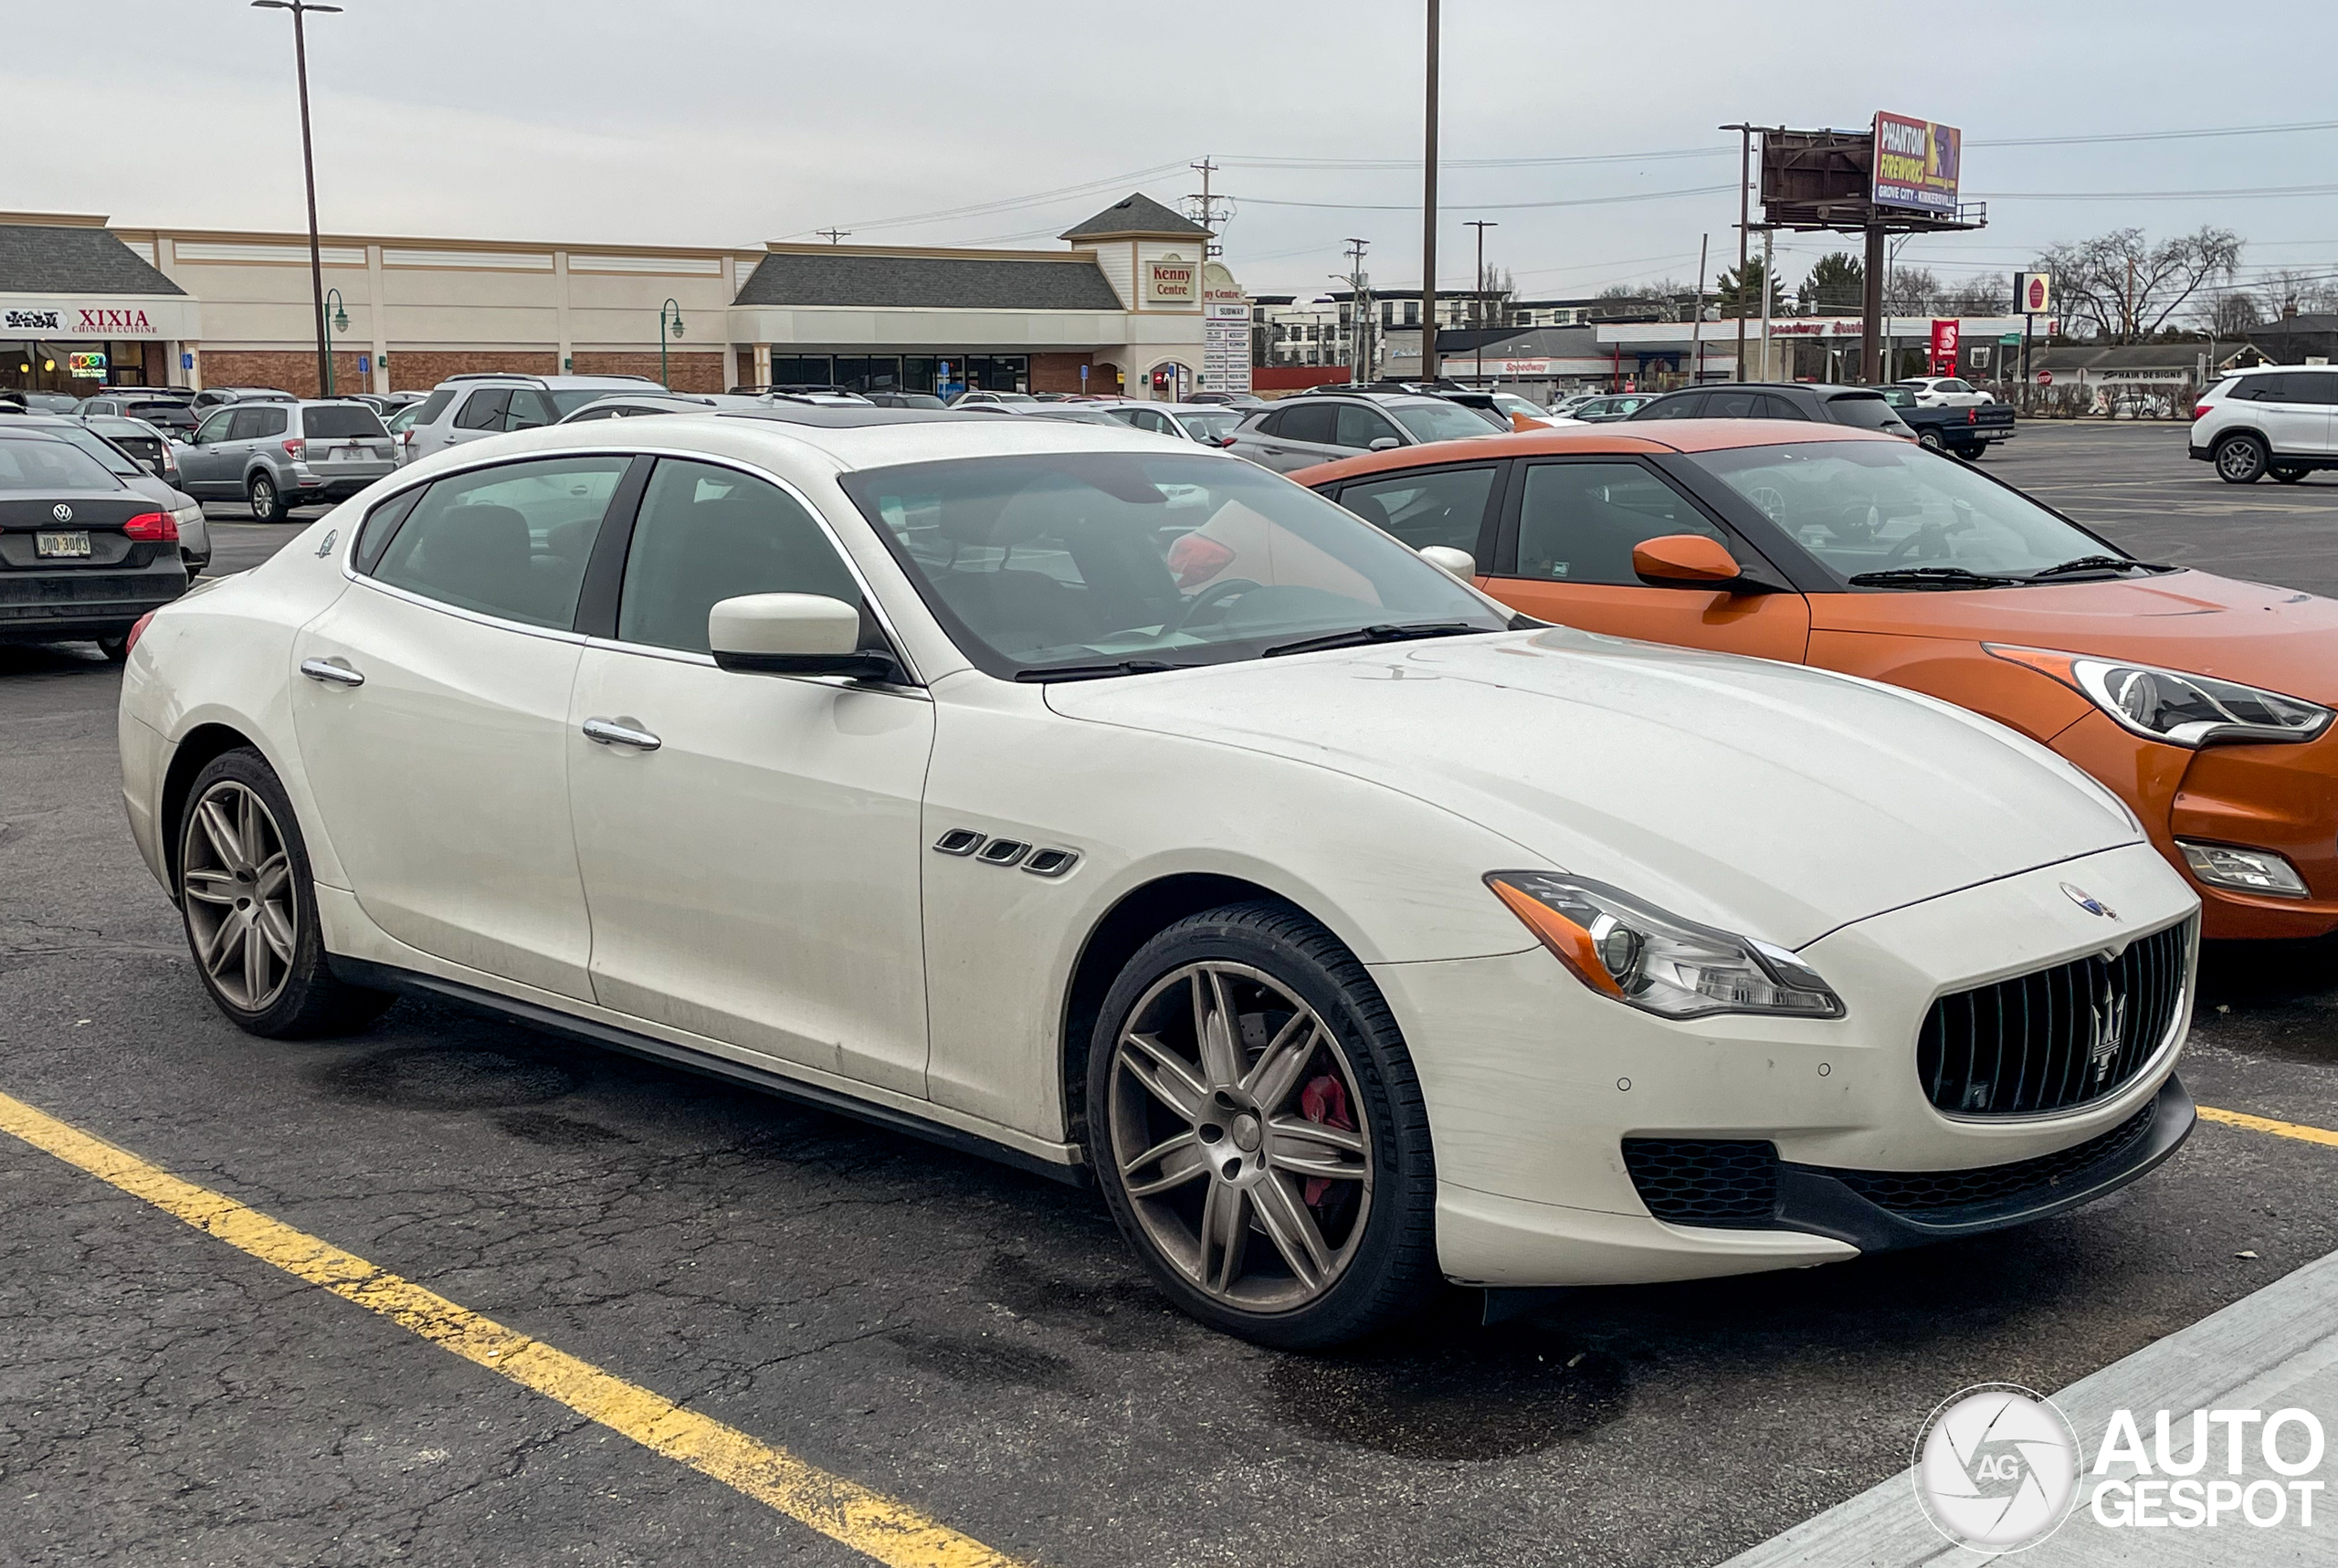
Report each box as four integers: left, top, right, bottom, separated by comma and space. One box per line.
1620, 1138, 1777, 1226
1917, 921, 2189, 1118
1817, 1101, 2157, 1214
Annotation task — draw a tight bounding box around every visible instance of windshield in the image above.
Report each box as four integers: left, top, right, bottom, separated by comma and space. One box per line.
46, 425, 142, 476
1390, 401, 1509, 443
1825, 395, 1909, 432
304, 405, 389, 438
1180, 411, 1240, 442
0, 435, 121, 491
842, 451, 1508, 678
1682, 441, 2125, 585
386, 404, 423, 432
1878, 388, 1918, 408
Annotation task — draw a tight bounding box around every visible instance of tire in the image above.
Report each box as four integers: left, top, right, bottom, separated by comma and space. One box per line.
176, 747, 393, 1037
247, 470, 290, 523
2272, 467, 2307, 485
2216, 434, 2269, 485
1916, 430, 1944, 453
1086, 900, 1439, 1349
97, 635, 130, 662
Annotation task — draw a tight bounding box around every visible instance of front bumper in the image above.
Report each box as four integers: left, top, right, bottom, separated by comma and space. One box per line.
1374, 841, 2200, 1288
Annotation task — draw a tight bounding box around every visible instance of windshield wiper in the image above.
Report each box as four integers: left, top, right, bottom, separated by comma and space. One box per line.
2024, 554, 2175, 581
1846, 566, 2025, 589
1013, 658, 1198, 683
1261, 621, 1486, 658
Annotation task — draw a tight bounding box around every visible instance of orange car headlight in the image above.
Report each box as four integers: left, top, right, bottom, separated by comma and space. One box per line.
1985, 645, 2333, 749
1486, 872, 1844, 1020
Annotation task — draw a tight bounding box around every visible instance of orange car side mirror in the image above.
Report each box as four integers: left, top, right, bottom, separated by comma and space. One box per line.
1632, 533, 1744, 590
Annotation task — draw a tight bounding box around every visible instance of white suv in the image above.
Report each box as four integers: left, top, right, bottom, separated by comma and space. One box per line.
2190, 364, 2338, 484
396, 373, 661, 463
1893, 376, 1993, 408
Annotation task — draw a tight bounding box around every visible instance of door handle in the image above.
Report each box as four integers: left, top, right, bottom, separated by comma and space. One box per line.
582, 717, 661, 752
299, 658, 364, 688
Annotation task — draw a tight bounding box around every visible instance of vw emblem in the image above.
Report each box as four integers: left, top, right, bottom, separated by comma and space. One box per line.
2059, 882, 2116, 919
51, 503, 71, 523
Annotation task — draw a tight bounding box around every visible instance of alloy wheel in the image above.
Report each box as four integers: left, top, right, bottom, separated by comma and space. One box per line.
250, 476, 278, 519
2217, 438, 2265, 482
1106, 961, 1373, 1313
182, 780, 298, 1012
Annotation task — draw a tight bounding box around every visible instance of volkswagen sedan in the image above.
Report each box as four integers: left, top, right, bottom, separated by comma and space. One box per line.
119, 410, 2197, 1346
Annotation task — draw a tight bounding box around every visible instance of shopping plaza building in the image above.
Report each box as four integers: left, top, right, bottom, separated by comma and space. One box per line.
0, 194, 1244, 402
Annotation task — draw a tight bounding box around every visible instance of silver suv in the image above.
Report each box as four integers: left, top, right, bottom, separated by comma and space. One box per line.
1225, 391, 1509, 473
398, 374, 662, 462
175, 398, 395, 522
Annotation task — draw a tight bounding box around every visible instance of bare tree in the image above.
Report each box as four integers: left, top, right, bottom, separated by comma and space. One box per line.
2253, 267, 2338, 320
1944, 279, 2006, 317
1881, 266, 1943, 314
2199, 289, 2263, 336
2035, 226, 2241, 342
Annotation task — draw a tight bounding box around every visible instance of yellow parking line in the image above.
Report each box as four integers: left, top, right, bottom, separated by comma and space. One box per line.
0, 1089, 1029, 1568
2197, 1105, 2338, 1150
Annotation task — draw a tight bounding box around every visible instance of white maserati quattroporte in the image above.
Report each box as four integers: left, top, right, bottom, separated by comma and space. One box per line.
119, 408, 2200, 1346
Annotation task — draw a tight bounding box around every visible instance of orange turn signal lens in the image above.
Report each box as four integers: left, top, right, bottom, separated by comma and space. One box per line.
1488, 878, 1626, 998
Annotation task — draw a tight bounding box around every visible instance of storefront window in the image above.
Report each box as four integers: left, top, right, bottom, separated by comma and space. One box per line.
771, 355, 834, 387
966, 355, 1028, 393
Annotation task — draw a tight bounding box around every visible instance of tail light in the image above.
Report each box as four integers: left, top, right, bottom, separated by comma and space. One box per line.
123, 510, 179, 542
124, 609, 159, 656
1966, 408, 1978, 425
395, 429, 412, 450
2192, 403, 2214, 420
282, 437, 306, 458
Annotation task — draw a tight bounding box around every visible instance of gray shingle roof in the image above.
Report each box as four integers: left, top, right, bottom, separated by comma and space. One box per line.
733, 250, 1125, 311
1058, 193, 1208, 241
0, 225, 186, 296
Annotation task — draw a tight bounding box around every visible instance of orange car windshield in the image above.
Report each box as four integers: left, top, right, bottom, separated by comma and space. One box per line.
1681, 442, 2125, 587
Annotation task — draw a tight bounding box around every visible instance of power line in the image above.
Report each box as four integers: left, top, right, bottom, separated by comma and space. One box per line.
1236, 183, 1734, 213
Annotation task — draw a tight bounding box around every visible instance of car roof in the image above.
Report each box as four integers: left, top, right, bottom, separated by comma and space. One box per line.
1288, 418, 1901, 484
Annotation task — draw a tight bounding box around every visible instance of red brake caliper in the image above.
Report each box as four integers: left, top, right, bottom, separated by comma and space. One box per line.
1298, 1073, 1354, 1206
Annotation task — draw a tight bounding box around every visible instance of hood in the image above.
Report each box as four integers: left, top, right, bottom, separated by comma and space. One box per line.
1812, 572, 2338, 705
1044, 628, 2141, 948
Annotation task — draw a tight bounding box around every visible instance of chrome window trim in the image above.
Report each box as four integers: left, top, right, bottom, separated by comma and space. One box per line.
338, 442, 928, 687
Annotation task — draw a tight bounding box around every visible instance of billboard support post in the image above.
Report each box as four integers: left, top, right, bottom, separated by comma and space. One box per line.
1861, 221, 1885, 384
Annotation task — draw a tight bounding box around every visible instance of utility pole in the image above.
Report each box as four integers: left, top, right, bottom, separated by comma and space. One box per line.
2125, 256, 2138, 342
1722, 122, 1754, 380
815, 227, 851, 245
1420, 0, 1440, 382
1465, 219, 1496, 384
1758, 227, 1775, 382
1690, 232, 1709, 386
251, 0, 342, 397
1188, 158, 1225, 258
1343, 239, 1371, 382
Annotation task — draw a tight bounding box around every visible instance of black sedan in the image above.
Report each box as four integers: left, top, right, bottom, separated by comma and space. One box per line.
1623, 381, 1915, 437
0, 427, 189, 660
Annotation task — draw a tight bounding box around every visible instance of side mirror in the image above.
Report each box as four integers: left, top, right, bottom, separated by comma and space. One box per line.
1418, 545, 1478, 581
709, 594, 901, 680
1630, 533, 1744, 590
1212, 435, 1238, 448
1367, 437, 1401, 452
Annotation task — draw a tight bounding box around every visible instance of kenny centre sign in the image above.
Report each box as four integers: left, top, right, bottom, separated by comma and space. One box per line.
1145, 254, 1197, 305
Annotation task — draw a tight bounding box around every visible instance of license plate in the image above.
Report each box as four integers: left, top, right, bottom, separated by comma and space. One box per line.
35, 531, 90, 558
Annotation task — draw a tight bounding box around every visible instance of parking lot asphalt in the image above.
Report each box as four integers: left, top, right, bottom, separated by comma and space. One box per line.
4, 429, 2335, 1567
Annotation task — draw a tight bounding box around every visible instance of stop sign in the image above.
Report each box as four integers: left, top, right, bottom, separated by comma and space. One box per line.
2037, 370, 2054, 386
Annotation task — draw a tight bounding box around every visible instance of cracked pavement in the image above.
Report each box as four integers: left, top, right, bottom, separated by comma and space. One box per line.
4, 452, 2337, 1568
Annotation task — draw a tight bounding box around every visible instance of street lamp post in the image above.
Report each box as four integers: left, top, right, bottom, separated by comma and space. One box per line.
321, 288, 350, 395
250, 0, 342, 397
1420, 0, 1441, 382
658, 299, 685, 390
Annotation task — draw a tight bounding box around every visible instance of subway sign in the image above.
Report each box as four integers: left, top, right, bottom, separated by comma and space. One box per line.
1871, 112, 1963, 216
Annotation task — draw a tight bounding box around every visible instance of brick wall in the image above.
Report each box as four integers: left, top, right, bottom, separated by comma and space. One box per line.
195, 350, 371, 399
384, 351, 558, 392
734, 348, 754, 390
569, 352, 725, 393
1028, 353, 1098, 395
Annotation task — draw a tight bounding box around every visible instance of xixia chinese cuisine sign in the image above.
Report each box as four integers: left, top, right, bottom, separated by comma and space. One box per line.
1871, 112, 1962, 216
0, 300, 190, 338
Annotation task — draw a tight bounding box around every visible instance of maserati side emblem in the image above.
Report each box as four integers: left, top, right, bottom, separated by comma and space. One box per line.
2059, 882, 2116, 919
51, 503, 71, 522
314, 528, 338, 558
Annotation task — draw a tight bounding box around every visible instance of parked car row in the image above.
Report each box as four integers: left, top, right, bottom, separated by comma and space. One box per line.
111, 402, 2253, 1352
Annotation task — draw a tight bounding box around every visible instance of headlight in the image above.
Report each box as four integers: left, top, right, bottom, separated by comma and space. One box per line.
1986, 645, 2333, 748
1485, 872, 1845, 1019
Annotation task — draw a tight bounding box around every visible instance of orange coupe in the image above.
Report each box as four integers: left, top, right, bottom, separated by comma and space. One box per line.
1294, 421, 2338, 942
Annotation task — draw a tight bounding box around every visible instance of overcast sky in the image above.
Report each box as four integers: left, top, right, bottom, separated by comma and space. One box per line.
22, 1, 2338, 301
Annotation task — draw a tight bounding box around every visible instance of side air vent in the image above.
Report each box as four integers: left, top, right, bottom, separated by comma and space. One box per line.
932, 829, 984, 857
1022, 847, 1079, 878
975, 838, 1031, 867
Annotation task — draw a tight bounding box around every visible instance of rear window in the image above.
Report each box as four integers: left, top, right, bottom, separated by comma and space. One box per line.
552, 388, 633, 416
0, 436, 120, 490
1389, 401, 1507, 443
1825, 394, 1907, 431
124, 401, 186, 420
411, 388, 457, 425
303, 405, 389, 438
